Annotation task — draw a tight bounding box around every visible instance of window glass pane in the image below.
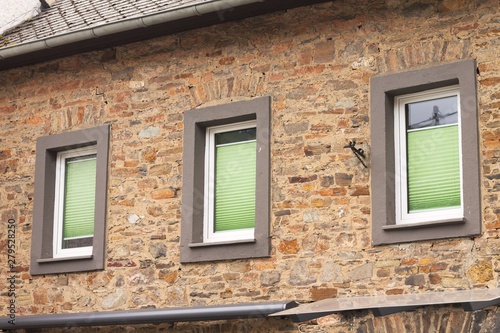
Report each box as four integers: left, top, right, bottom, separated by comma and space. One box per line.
214, 139, 256, 232
406, 96, 458, 129
406, 95, 461, 212
63, 154, 96, 249
215, 128, 256, 145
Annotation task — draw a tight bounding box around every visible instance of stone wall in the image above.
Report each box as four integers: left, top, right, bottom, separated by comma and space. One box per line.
0, 0, 499, 331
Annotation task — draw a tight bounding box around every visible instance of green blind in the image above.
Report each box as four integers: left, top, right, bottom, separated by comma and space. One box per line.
214, 141, 256, 232
63, 156, 97, 240
407, 125, 460, 212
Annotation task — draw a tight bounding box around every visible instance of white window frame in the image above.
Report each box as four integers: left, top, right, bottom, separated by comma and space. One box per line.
203, 120, 257, 243
53, 146, 97, 258
394, 85, 464, 225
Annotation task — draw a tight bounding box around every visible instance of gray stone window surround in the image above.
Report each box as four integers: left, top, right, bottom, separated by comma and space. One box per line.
181, 97, 271, 263
31, 125, 110, 275
370, 59, 481, 246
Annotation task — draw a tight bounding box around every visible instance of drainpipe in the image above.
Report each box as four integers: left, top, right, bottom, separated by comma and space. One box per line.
0, 0, 264, 60
0, 301, 297, 330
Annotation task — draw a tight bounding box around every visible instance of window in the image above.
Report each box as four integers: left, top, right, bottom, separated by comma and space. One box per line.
31, 125, 110, 275
204, 121, 257, 243
53, 146, 97, 258
370, 60, 481, 245
181, 97, 271, 263
395, 86, 462, 225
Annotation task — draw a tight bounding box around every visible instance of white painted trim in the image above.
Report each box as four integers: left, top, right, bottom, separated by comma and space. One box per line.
203, 120, 256, 243
53, 146, 97, 259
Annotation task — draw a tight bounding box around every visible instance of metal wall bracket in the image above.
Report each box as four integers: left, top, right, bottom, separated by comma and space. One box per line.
344, 141, 367, 168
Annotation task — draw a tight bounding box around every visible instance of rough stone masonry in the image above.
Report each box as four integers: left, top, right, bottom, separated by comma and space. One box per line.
0, 0, 499, 331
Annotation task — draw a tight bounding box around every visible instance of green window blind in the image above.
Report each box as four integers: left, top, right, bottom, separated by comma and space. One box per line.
407, 125, 460, 212
214, 140, 256, 232
63, 155, 97, 243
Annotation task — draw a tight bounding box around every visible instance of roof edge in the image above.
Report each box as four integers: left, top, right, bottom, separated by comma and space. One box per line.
0, 0, 262, 60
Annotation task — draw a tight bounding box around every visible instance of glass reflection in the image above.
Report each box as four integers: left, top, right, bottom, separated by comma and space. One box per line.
406, 95, 458, 130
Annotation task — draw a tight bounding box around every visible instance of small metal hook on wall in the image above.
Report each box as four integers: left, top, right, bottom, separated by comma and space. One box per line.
344, 140, 367, 168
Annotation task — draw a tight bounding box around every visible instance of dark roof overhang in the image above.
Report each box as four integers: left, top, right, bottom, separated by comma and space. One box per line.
0, 0, 331, 71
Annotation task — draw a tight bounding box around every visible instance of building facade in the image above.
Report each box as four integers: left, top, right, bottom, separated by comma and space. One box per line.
0, 0, 499, 331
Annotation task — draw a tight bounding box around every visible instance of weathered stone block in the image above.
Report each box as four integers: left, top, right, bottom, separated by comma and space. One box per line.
138, 126, 160, 138
149, 242, 167, 258
310, 287, 337, 301
334, 173, 353, 186
151, 188, 176, 199
278, 239, 300, 254
261, 271, 281, 287
102, 290, 128, 310
288, 175, 317, 183
289, 261, 317, 286
467, 260, 494, 283
348, 263, 373, 281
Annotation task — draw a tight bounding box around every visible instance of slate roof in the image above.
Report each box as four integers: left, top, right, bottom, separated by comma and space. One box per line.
0, 0, 329, 70
0, 0, 207, 48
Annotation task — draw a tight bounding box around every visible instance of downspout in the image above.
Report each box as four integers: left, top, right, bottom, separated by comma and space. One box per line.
0, 301, 297, 330
0, 0, 263, 60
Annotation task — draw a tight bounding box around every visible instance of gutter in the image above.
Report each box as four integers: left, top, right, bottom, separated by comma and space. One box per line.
0, 301, 297, 330
0, 0, 263, 60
